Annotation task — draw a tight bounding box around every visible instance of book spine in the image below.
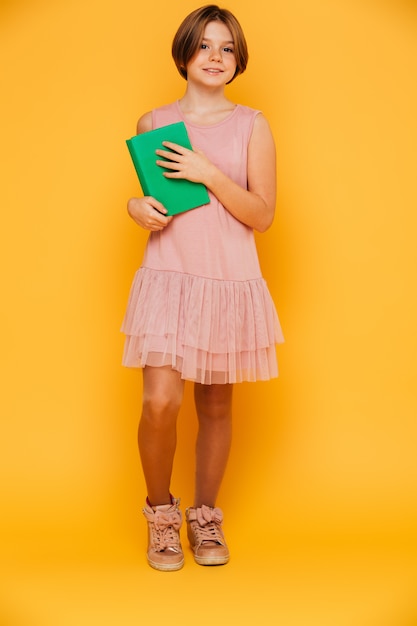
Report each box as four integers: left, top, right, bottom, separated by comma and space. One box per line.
126, 139, 150, 196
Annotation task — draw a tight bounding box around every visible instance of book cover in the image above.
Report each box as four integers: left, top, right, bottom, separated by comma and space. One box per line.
126, 121, 210, 216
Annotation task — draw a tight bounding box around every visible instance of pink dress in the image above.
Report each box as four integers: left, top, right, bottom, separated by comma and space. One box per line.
121, 101, 284, 384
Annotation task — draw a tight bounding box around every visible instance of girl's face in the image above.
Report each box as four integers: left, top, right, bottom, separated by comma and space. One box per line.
186, 21, 237, 87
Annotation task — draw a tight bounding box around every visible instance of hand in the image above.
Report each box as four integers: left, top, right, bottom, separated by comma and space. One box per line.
155, 142, 216, 186
127, 196, 173, 231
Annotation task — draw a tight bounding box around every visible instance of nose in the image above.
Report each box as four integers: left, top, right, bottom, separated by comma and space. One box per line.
209, 48, 222, 62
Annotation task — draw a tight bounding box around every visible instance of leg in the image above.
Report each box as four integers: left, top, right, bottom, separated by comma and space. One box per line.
187, 383, 233, 566
193, 383, 233, 508
138, 365, 184, 506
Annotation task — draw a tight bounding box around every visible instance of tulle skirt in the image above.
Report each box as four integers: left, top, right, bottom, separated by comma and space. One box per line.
121, 267, 283, 384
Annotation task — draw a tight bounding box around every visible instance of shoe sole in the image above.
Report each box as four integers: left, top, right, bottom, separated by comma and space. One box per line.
147, 557, 184, 572
193, 554, 230, 566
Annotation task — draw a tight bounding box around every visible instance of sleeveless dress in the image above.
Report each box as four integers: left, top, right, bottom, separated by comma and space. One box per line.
121, 101, 284, 384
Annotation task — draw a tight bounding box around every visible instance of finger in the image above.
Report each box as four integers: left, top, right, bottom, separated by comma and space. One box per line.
162, 170, 183, 179
161, 141, 189, 154
146, 219, 164, 231
145, 197, 168, 215
147, 209, 172, 229
156, 158, 182, 170
155, 150, 183, 164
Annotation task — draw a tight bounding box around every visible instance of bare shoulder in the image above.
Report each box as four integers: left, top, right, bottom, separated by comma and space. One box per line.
250, 112, 275, 149
136, 111, 153, 135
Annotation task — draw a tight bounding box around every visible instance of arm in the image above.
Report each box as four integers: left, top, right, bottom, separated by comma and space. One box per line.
156, 113, 277, 233
127, 112, 173, 232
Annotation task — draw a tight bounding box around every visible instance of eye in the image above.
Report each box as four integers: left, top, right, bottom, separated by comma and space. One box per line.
223, 47, 234, 54
201, 43, 209, 49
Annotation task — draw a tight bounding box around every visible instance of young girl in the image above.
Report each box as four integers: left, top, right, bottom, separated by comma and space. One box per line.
121, 4, 284, 571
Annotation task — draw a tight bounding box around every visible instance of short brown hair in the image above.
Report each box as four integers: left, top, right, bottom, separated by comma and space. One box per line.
172, 5, 248, 84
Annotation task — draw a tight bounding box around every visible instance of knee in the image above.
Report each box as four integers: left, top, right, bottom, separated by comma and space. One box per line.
195, 384, 233, 422
141, 367, 184, 423
142, 388, 182, 427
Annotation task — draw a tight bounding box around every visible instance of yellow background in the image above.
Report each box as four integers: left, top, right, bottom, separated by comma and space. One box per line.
1, 0, 417, 624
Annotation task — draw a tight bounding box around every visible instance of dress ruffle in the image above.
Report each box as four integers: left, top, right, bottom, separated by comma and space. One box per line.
121, 267, 284, 384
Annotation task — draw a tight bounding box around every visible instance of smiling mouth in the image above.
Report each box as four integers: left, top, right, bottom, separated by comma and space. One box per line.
204, 68, 223, 74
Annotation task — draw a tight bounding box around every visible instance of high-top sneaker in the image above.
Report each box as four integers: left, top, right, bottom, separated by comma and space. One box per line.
142, 498, 184, 571
186, 505, 230, 566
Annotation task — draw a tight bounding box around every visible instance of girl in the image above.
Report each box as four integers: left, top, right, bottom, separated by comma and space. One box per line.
121, 4, 284, 571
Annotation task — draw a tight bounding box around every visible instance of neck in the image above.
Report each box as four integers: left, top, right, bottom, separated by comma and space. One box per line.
180, 84, 231, 113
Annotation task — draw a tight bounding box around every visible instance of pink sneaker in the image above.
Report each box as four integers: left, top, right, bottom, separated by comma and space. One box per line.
142, 499, 184, 571
186, 505, 230, 566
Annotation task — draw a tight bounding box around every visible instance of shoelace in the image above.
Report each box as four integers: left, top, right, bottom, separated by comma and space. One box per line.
145, 509, 182, 553
187, 505, 225, 547
192, 520, 224, 546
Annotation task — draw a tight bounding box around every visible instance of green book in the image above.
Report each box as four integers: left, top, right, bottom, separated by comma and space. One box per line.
126, 121, 210, 216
